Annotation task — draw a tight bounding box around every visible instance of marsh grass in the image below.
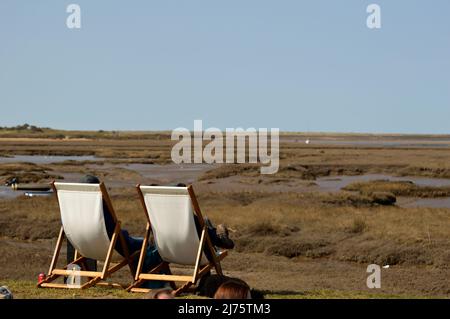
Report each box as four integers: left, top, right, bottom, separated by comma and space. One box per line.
2, 280, 434, 299
2, 133, 450, 297
347, 218, 368, 234
344, 180, 450, 198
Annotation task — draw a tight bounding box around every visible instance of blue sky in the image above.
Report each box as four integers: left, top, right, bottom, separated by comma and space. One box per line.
1, 1, 449, 133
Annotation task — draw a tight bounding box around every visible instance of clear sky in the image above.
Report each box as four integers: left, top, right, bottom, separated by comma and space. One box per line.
1, 1, 449, 133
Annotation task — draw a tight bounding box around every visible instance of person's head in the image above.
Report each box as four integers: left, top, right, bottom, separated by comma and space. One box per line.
214, 280, 251, 299
144, 288, 174, 299
80, 175, 100, 184
197, 274, 229, 298
0, 286, 13, 299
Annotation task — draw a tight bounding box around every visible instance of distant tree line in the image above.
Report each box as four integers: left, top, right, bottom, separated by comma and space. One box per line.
0, 124, 46, 132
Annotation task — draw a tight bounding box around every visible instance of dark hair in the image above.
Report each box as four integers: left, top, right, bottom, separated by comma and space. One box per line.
250, 289, 265, 299
214, 280, 251, 299
197, 274, 229, 298
198, 275, 260, 299
79, 175, 100, 184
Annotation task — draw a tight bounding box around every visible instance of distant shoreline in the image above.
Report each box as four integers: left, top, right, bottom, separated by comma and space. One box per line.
1, 129, 450, 140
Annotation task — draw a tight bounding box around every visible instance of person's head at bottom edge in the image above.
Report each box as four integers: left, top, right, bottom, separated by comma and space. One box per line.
214, 280, 252, 299
144, 288, 174, 299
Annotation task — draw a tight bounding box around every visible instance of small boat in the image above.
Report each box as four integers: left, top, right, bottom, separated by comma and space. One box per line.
24, 191, 53, 197
11, 184, 51, 191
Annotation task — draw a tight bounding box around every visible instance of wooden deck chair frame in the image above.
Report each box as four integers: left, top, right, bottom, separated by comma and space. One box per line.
128, 184, 228, 295
38, 181, 138, 290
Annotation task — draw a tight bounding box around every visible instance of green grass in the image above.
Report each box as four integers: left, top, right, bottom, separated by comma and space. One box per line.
265, 289, 436, 299
1, 280, 438, 299
1, 280, 136, 299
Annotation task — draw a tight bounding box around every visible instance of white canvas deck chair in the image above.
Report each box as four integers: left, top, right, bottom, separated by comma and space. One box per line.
38, 182, 136, 289
128, 185, 228, 295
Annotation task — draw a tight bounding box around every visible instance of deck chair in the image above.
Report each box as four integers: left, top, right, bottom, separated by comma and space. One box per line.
128, 185, 228, 295
38, 182, 137, 289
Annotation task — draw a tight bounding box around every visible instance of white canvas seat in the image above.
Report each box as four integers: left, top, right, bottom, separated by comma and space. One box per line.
56, 183, 111, 261
38, 182, 137, 290
128, 185, 228, 295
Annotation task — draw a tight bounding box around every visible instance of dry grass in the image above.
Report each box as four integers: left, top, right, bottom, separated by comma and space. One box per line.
3, 279, 432, 299
2, 134, 450, 298
3, 190, 450, 268
3, 133, 450, 178
344, 180, 450, 198
196, 190, 450, 268
347, 217, 368, 234
0, 163, 64, 184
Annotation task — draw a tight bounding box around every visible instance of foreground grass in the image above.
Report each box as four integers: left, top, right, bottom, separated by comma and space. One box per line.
264, 290, 436, 299
1, 280, 436, 299
1, 280, 135, 299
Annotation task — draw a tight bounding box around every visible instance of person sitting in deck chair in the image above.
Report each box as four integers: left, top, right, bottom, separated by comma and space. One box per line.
175, 183, 235, 250
67, 177, 234, 276
66, 175, 146, 272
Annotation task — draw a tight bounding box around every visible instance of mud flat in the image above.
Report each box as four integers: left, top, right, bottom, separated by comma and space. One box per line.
0, 155, 101, 164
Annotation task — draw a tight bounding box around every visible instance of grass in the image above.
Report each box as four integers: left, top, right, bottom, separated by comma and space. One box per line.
3, 133, 450, 181
1, 280, 436, 299
0, 127, 172, 140
2, 133, 450, 298
344, 180, 450, 198
264, 290, 436, 299
3, 190, 450, 266
1, 280, 136, 299
347, 218, 368, 234
0, 163, 64, 184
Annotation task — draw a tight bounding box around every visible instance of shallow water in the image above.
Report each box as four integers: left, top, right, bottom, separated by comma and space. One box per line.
2, 155, 450, 208
0, 155, 99, 164
315, 174, 450, 193
399, 197, 450, 209
0, 186, 18, 198
315, 174, 450, 208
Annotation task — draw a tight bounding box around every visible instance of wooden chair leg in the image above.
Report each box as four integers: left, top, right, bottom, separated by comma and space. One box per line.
134, 223, 150, 281
163, 264, 177, 290
101, 222, 121, 279
48, 226, 64, 275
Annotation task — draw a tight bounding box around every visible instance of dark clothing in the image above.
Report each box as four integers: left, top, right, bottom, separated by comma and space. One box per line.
193, 216, 222, 247
102, 201, 143, 257
193, 216, 222, 261
66, 242, 97, 276
140, 245, 167, 289
66, 199, 144, 270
